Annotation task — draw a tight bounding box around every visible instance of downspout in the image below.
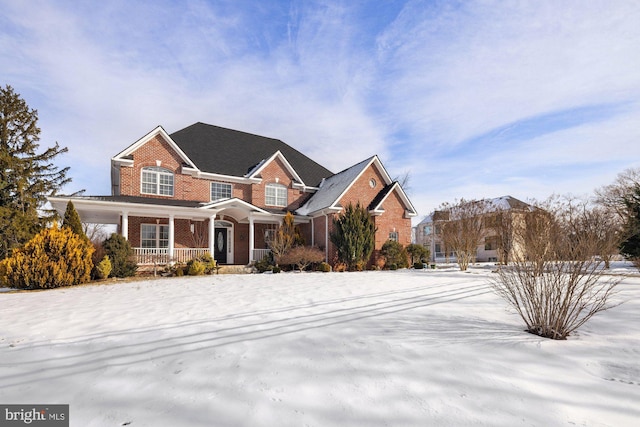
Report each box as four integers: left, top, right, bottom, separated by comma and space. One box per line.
324, 211, 329, 263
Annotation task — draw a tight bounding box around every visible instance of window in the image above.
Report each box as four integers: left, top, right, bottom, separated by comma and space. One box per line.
211, 182, 232, 201
141, 224, 169, 249
389, 231, 399, 242
264, 229, 276, 245
141, 167, 174, 196
423, 225, 432, 235
266, 183, 287, 207
485, 236, 498, 251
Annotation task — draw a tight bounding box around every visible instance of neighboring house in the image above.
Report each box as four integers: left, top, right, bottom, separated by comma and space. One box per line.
414, 196, 532, 263
48, 122, 417, 267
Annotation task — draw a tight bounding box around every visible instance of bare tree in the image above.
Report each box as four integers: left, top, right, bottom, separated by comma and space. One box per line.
82, 223, 109, 244
489, 196, 623, 340
595, 167, 640, 220
439, 199, 490, 271
486, 210, 515, 265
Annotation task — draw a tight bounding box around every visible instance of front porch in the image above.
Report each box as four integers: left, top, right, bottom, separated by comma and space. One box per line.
133, 247, 272, 265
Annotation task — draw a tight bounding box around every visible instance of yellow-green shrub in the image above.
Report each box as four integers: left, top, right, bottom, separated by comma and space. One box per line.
94, 255, 112, 279
187, 259, 205, 276
0, 223, 94, 289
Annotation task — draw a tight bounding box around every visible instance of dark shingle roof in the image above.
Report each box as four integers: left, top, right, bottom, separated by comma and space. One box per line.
170, 122, 333, 187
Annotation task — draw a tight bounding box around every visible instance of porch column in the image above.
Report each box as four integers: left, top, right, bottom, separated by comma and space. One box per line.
249, 214, 255, 263
209, 214, 216, 259
121, 211, 129, 240
168, 214, 175, 262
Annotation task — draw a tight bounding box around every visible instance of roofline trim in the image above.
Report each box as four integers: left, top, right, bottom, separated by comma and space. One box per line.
111, 126, 199, 170
246, 150, 306, 186
369, 182, 418, 217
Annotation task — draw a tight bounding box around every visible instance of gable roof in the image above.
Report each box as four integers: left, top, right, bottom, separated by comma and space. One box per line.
296, 155, 416, 217
296, 156, 376, 216
169, 122, 333, 187
112, 126, 196, 168
368, 182, 418, 217
416, 195, 533, 226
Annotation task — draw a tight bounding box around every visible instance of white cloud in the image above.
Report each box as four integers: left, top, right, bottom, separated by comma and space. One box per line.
1, 0, 639, 220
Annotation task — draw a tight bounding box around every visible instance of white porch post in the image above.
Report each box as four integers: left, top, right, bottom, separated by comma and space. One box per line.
209, 214, 216, 259
121, 211, 129, 240
249, 214, 255, 263
168, 215, 175, 262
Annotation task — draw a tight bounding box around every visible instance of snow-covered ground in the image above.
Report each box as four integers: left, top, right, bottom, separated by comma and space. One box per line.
1, 264, 639, 426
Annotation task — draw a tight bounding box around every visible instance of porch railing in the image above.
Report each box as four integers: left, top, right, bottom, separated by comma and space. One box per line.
133, 248, 211, 265
252, 248, 271, 262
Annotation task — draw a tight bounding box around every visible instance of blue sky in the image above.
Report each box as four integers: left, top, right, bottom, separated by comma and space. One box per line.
1, 0, 639, 222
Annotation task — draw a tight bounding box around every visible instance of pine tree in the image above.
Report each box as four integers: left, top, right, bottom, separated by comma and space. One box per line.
62, 200, 86, 239
0, 85, 71, 259
620, 185, 640, 260
330, 202, 376, 271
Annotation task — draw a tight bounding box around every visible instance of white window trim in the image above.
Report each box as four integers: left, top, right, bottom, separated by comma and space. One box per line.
211, 182, 233, 202
265, 183, 287, 207
141, 166, 174, 196
141, 224, 169, 249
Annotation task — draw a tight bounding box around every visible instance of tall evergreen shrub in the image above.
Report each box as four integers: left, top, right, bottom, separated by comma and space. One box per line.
103, 233, 137, 277
330, 202, 376, 271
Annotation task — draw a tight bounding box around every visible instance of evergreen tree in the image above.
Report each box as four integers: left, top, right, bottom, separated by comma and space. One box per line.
62, 200, 86, 239
330, 202, 376, 271
620, 185, 640, 260
103, 233, 137, 277
0, 85, 71, 259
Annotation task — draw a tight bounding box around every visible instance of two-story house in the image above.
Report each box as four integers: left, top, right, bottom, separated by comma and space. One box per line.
414, 196, 532, 263
48, 122, 417, 267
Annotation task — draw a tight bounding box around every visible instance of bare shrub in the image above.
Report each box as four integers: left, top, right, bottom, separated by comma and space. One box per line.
279, 246, 324, 272
489, 196, 623, 340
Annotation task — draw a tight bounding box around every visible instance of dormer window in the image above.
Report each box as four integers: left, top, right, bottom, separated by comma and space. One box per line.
141, 166, 174, 196
266, 183, 287, 207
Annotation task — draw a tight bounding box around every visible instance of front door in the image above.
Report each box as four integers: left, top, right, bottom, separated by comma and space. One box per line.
214, 228, 228, 264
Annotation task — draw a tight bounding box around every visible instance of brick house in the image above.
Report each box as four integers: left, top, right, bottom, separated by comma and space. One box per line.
48, 122, 417, 267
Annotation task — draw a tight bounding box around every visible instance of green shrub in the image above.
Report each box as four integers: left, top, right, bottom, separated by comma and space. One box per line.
407, 244, 430, 264
254, 252, 275, 273
272, 266, 281, 274
413, 262, 424, 269
317, 262, 331, 272
103, 233, 137, 278
0, 223, 94, 289
187, 259, 205, 276
380, 240, 409, 269
95, 255, 112, 279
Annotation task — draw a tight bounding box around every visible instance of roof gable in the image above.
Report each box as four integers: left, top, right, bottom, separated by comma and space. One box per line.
246, 150, 305, 186
369, 182, 418, 217
296, 155, 416, 217
112, 126, 197, 169
169, 122, 332, 187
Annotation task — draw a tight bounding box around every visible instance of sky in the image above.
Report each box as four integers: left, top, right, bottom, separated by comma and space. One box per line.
1, 0, 639, 223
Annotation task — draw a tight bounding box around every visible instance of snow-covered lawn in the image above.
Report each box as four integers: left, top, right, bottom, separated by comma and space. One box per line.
1, 264, 639, 426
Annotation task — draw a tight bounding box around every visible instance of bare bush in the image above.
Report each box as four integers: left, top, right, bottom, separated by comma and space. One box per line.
489, 197, 623, 340
279, 246, 324, 272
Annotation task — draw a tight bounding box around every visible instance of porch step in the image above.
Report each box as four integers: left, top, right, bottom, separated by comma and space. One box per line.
216, 265, 255, 274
